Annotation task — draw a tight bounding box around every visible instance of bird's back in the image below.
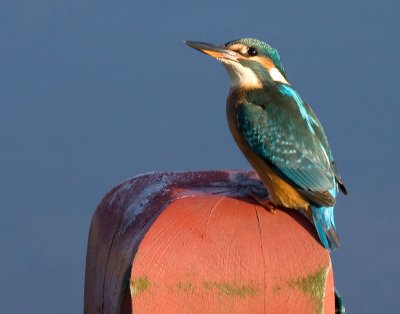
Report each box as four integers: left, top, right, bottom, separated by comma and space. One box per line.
227, 85, 338, 209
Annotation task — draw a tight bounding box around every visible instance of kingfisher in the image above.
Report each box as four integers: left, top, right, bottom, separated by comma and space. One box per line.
185, 38, 347, 250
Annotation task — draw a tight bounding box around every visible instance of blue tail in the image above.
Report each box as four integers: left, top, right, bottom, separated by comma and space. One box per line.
311, 205, 340, 251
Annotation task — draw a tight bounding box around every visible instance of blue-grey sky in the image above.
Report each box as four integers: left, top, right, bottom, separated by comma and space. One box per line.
1, 1, 398, 313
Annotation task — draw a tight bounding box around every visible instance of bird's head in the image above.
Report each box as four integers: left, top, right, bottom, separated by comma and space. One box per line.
185, 38, 288, 89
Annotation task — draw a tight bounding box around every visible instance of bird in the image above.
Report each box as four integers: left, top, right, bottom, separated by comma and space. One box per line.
185, 38, 347, 251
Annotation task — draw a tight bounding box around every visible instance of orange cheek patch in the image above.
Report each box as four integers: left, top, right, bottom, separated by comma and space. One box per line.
256, 56, 276, 70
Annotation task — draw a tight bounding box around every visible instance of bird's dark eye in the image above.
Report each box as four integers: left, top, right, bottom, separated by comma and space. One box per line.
247, 47, 258, 56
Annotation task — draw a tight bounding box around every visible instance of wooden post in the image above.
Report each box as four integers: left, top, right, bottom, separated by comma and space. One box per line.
84, 171, 336, 313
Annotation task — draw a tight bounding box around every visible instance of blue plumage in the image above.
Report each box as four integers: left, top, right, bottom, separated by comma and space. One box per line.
185, 38, 347, 251
238, 85, 342, 250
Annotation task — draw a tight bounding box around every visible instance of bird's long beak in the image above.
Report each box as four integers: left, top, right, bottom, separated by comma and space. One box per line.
184, 40, 238, 61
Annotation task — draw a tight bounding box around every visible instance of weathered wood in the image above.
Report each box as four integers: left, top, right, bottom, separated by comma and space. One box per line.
84, 171, 335, 313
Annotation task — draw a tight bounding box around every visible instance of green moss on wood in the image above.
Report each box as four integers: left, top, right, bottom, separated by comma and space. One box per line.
288, 266, 329, 314
131, 276, 150, 295
203, 281, 257, 298
273, 285, 281, 295
177, 281, 195, 292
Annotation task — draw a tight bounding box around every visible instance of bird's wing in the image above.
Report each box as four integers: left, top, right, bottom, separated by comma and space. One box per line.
238, 85, 337, 207
303, 101, 348, 195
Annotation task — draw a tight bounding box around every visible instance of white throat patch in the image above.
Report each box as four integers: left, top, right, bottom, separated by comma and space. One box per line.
222, 60, 262, 89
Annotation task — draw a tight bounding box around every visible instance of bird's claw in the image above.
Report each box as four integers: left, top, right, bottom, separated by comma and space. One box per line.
248, 192, 277, 214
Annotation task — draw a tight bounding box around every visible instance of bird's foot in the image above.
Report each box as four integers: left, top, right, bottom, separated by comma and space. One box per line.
248, 192, 278, 214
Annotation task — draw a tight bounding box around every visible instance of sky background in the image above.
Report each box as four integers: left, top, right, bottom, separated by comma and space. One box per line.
1, 1, 399, 313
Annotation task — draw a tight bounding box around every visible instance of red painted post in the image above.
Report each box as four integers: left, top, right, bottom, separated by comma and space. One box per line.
84, 171, 335, 313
